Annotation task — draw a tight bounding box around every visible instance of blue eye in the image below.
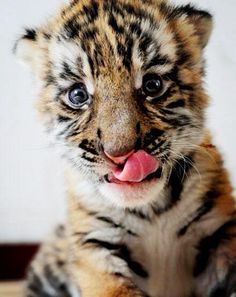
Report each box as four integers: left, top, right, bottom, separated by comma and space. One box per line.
142, 73, 163, 97
67, 83, 89, 108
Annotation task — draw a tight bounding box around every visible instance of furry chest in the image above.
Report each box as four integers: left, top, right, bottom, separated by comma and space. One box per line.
129, 217, 198, 297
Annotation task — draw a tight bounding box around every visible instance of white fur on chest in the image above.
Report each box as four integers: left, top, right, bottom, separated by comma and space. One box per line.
130, 213, 196, 297
125, 198, 225, 297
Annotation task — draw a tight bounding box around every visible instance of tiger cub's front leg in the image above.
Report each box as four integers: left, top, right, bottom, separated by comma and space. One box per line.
68, 196, 146, 297
195, 220, 236, 297
71, 257, 145, 297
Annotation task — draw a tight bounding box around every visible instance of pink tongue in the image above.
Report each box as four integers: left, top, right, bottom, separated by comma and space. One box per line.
113, 150, 159, 183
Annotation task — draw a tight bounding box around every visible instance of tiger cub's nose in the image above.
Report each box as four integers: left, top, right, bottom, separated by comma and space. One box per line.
104, 150, 134, 165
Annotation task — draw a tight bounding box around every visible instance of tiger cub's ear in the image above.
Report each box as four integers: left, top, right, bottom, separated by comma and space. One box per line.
184, 5, 213, 48
13, 28, 41, 72
180, 5, 213, 48
168, 4, 213, 48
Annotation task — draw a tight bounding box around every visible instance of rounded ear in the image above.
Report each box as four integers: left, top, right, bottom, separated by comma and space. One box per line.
13, 28, 41, 71
164, 4, 213, 49
182, 5, 213, 48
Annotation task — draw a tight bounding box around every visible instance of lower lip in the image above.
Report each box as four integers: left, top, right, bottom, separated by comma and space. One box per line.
105, 168, 162, 185
108, 176, 141, 186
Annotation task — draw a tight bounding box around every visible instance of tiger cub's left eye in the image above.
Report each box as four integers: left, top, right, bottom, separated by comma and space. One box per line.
142, 73, 163, 97
66, 83, 89, 109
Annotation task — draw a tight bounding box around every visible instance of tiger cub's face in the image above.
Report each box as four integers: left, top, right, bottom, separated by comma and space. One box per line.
15, 0, 212, 209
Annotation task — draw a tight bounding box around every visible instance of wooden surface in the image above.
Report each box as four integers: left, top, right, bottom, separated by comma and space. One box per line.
0, 282, 24, 297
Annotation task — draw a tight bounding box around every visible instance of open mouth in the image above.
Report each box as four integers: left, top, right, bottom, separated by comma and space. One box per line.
104, 150, 162, 185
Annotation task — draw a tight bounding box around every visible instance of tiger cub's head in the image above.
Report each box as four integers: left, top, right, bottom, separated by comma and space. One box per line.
15, 0, 212, 209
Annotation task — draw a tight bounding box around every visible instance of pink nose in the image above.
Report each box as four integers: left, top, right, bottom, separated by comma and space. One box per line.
104, 150, 134, 165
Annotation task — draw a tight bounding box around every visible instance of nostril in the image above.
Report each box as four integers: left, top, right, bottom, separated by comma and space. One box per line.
104, 150, 135, 165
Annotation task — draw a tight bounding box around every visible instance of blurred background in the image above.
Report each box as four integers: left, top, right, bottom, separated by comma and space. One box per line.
0, 0, 236, 281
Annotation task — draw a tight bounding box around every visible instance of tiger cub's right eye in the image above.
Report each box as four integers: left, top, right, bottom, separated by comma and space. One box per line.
142, 73, 163, 98
66, 83, 89, 109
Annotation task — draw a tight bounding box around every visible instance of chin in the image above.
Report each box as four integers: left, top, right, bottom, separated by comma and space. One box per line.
98, 178, 166, 209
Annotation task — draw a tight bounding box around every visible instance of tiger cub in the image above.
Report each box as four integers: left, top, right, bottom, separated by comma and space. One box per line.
15, 0, 236, 296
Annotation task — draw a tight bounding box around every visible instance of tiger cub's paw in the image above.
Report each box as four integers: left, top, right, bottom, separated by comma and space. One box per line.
209, 267, 236, 297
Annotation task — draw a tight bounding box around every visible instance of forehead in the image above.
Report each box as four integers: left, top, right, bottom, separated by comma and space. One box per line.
50, 0, 177, 79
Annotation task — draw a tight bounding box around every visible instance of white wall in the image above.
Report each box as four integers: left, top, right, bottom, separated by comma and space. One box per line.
0, 0, 236, 243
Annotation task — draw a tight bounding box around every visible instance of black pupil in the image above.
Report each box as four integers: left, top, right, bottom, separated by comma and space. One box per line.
69, 84, 88, 105
145, 79, 161, 94
142, 74, 162, 96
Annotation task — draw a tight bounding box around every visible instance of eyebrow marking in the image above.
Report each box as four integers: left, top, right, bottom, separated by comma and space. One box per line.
60, 61, 81, 81
143, 53, 172, 70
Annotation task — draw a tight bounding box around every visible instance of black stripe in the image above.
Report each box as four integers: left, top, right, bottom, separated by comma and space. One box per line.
146, 139, 167, 155
66, 114, 93, 138
129, 22, 142, 36
193, 220, 236, 277
79, 139, 99, 156
97, 128, 102, 139
42, 32, 51, 40
88, 55, 95, 77
44, 71, 57, 87
62, 2, 99, 39
177, 189, 219, 237
54, 87, 66, 100
22, 28, 37, 41
136, 122, 141, 135
57, 115, 72, 122
83, 239, 148, 278
144, 54, 171, 70
164, 67, 194, 92
169, 156, 193, 202
65, 126, 83, 138
116, 38, 134, 71
120, 2, 156, 26
117, 42, 126, 57
158, 113, 191, 127
152, 155, 193, 215
166, 4, 212, 19
44, 265, 61, 289
92, 43, 105, 70
123, 38, 133, 71
81, 27, 98, 41
83, 238, 117, 250
114, 246, 149, 278
113, 272, 127, 278
108, 13, 125, 34
139, 33, 153, 54
166, 99, 185, 109
80, 2, 99, 23
28, 269, 71, 297
126, 208, 152, 221
60, 62, 81, 81
28, 271, 43, 294
63, 18, 81, 39
143, 128, 164, 148
57, 119, 80, 138
97, 216, 137, 236
56, 119, 78, 138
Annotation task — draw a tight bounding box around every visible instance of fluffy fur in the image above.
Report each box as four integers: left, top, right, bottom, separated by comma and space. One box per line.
15, 0, 236, 296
